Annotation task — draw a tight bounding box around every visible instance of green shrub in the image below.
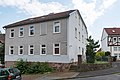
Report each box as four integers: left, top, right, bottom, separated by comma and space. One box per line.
15, 59, 54, 74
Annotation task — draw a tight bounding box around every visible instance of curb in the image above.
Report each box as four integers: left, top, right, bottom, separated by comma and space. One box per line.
53, 71, 120, 80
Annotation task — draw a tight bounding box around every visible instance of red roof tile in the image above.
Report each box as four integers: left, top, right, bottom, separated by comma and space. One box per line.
104, 28, 120, 35
3, 10, 76, 28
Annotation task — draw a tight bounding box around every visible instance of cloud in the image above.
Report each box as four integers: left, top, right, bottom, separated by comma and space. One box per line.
0, 0, 117, 27
0, 0, 69, 17
72, 0, 117, 27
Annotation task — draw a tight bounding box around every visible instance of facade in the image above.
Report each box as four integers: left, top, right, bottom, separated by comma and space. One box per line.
101, 28, 120, 60
3, 9, 88, 65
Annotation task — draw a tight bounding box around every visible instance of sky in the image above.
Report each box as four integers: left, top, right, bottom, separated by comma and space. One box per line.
0, 0, 120, 43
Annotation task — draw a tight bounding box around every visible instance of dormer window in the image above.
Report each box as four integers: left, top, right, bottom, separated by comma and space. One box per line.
112, 30, 115, 33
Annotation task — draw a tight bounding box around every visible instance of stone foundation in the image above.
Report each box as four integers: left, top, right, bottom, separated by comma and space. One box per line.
5, 61, 72, 72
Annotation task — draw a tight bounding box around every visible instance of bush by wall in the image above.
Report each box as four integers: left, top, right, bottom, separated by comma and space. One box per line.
15, 59, 54, 74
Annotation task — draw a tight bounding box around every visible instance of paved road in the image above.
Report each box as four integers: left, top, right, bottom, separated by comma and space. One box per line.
68, 74, 120, 80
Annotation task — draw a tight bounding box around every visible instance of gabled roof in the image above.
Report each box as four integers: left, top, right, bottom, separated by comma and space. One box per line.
104, 28, 120, 35
3, 10, 76, 28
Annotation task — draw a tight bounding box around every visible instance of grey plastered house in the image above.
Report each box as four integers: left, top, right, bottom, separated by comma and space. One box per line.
3, 9, 88, 66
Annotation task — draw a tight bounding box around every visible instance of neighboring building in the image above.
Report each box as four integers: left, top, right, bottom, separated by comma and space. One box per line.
101, 28, 120, 60
3, 9, 88, 66
0, 34, 5, 43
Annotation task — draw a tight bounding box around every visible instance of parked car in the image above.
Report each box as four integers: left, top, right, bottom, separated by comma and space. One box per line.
0, 64, 5, 68
0, 67, 21, 80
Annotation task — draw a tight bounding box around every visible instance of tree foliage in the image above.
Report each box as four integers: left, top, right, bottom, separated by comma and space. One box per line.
86, 36, 100, 63
96, 51, 105, 57
0, 43, 5, 64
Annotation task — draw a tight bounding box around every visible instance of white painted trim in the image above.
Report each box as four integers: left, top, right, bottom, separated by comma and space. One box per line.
19, 27, 24, 37
40, 44, 47, 55
28, 45, 34, 55
18, 46, 24, 55
29, 25, 35, 36
9, 45, 14, 55
53, 21, 61, 33
53, 43, 60, 55
9, 28, 15, 38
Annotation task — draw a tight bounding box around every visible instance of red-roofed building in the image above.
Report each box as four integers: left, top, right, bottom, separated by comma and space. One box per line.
101, 28, 120, 60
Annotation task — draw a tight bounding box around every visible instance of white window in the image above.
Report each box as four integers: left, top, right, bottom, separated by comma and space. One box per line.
113, 37, 117, 42
19, 27, 24, 37
9, 46, 14, 55
79, 47, 81, 54
79, 32, 80, 41
40, 45, 46, 55
119, 47, 120, 51
10, 29, 14, 38
53, 21, 60, 33
114, 53, 117, 57
29, 45, 34, 55
29, 26, 34, 36
53, 43, 60, 55
82, 35, 84, 43
75, 28, 77, 38
114, 47, 117, 51
18, 46, 24, 55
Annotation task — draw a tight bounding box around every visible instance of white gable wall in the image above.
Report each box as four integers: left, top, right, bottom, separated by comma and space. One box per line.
101, 29, 110, 52
67, 10, 87, 62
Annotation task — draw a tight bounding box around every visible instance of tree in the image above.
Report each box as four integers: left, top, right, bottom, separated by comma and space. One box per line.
86, 36, 100, 63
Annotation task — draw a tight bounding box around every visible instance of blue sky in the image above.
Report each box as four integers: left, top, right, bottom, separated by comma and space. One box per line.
0, 0, 119, 42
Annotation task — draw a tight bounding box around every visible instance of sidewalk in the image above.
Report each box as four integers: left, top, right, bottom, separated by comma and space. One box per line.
35, 72, 79, 80
76, 67, 120, 78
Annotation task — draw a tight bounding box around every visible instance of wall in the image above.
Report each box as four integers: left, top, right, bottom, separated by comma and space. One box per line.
67, 10, 87, 63
101, 29, 110, 52
5, 18, 69, 63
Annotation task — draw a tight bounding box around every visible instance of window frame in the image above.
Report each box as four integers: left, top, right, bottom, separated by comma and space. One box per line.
19, 27, 24, 37
114, 46, 117, 51
40, 44, 47, 55
79, 32, 80, 41
28, 45, 34, 55
75, 28, 77, 38
18, 46, 24, 55
53, 21, 61, 33
9, 29, 15, 38
53, 43, 60, 55
9, 46, 14, 55
29, 25, 35, 36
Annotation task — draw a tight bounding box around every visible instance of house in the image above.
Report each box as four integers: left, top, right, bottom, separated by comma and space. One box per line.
101, 28, 120, 60
3, 9, 88, 66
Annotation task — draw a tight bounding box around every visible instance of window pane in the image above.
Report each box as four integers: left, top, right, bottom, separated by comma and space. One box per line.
55, 26, 59, 32
11, 50, 13, 54
42, 45, 46, 47
30, 49, 33, 54
20, 49, 23, 54
42, 48, 46, 54
55, 44, 59, 47
55, 48, 59, 54
114, 47, 117, 51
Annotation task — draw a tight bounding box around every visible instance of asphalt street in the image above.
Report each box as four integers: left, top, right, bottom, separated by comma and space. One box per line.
68, 74, 120, 80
